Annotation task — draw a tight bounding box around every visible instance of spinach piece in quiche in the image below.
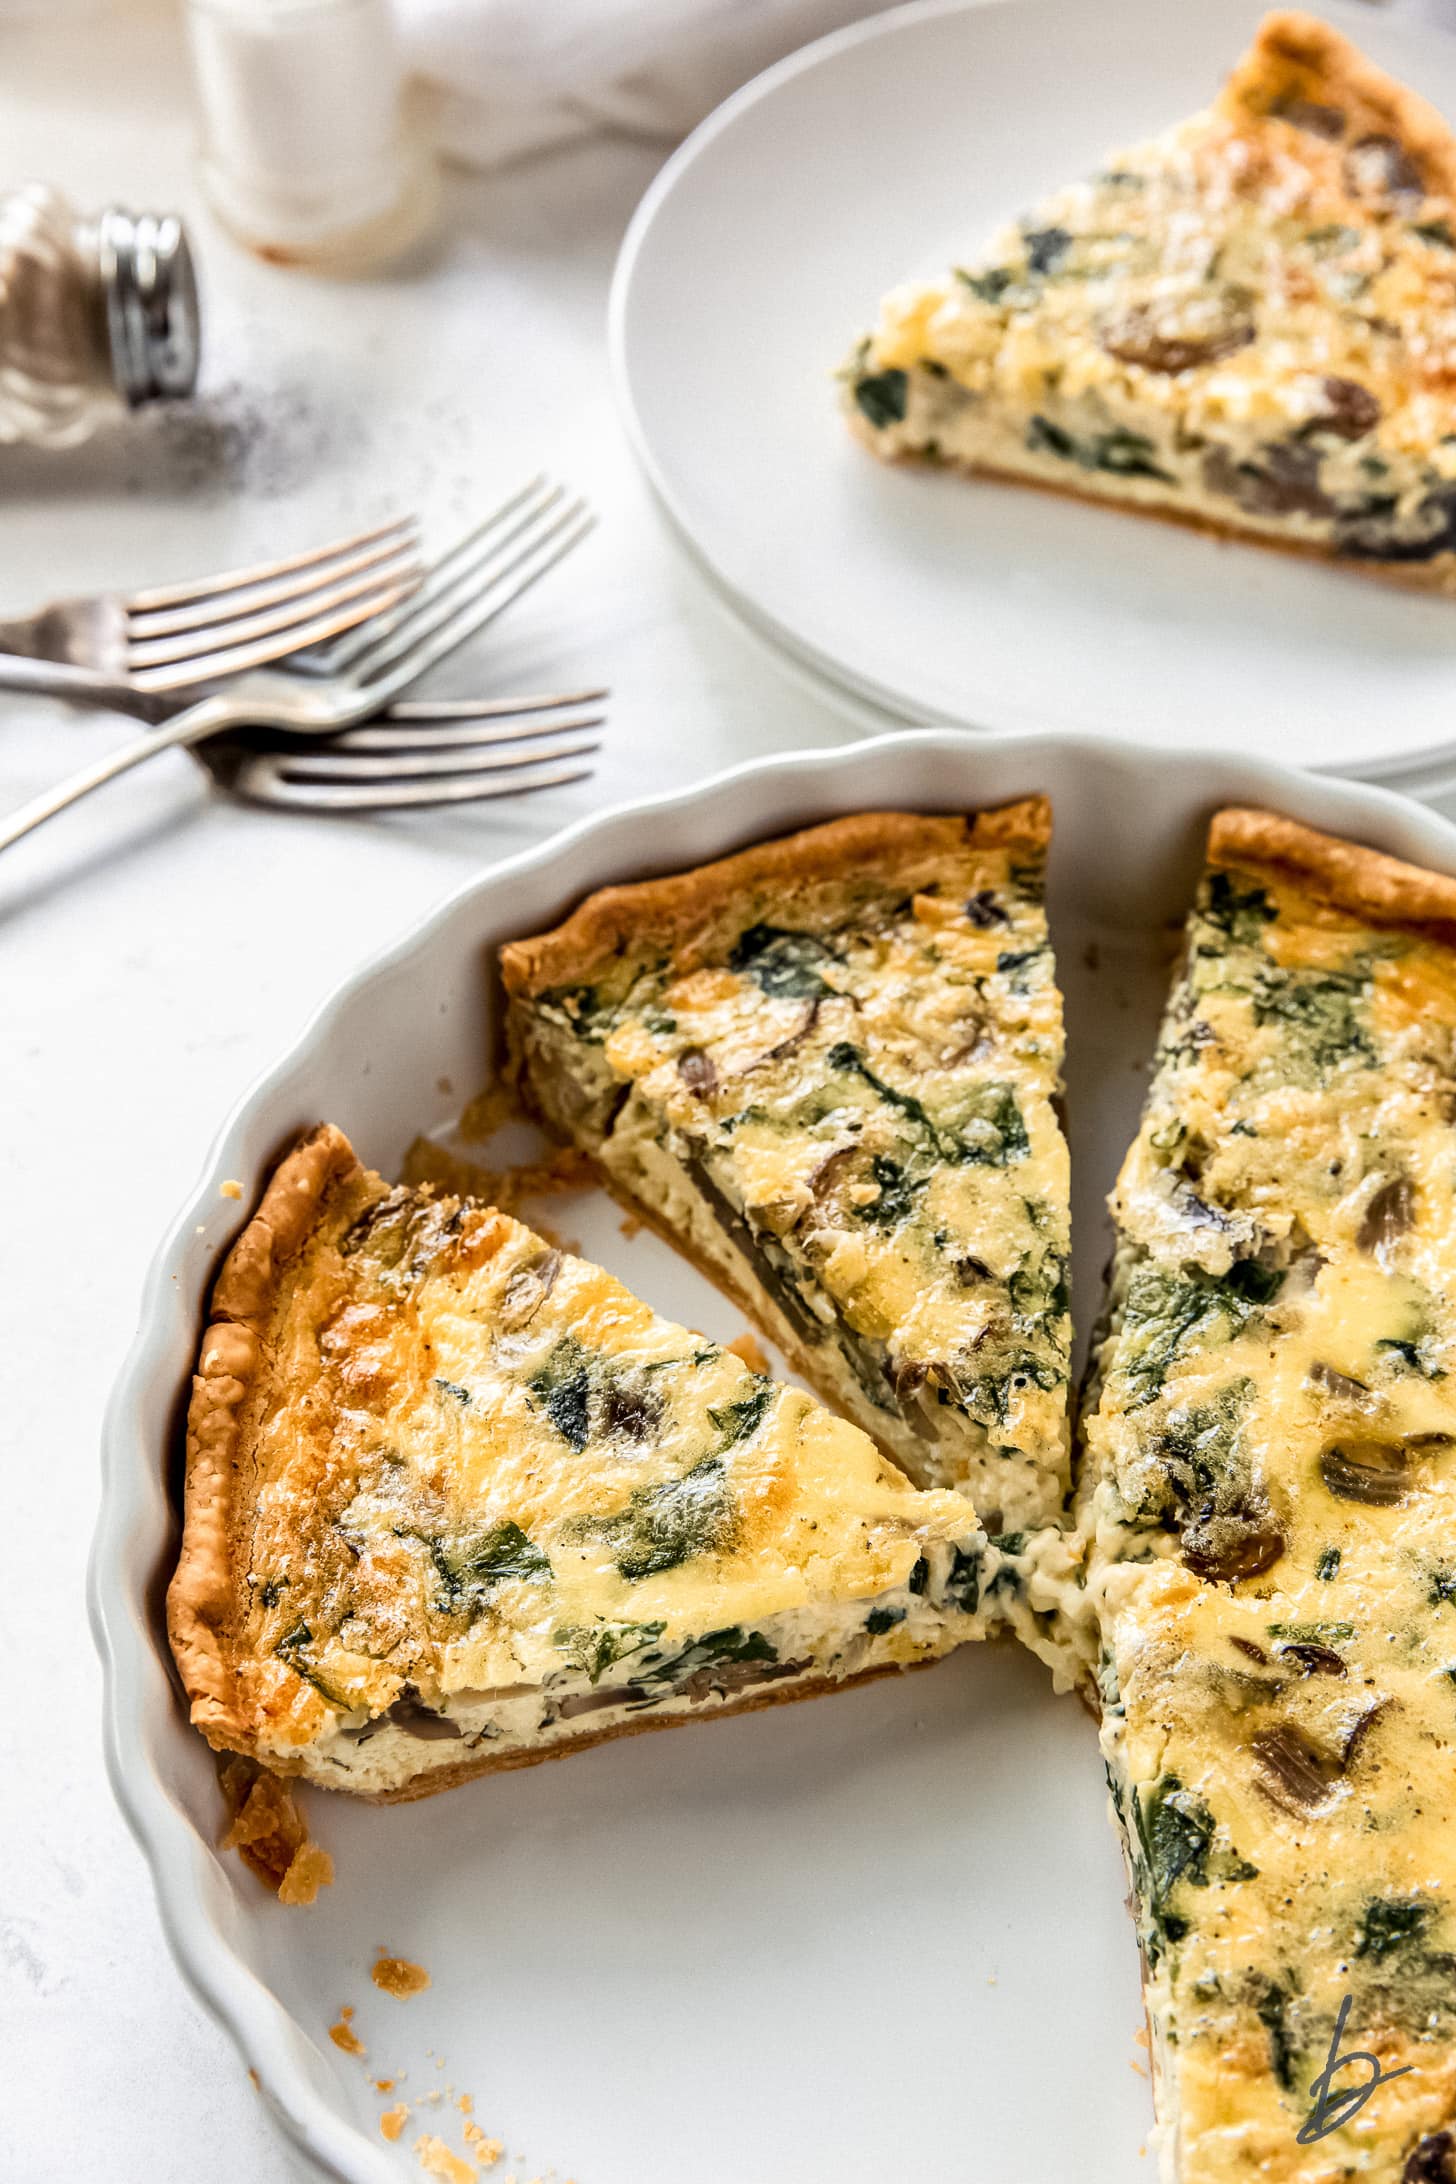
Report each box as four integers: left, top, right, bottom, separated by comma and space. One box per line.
1248, 961, 1374, 1079
954, 265, 1016, 304
825, 1042, 1028, 1167
729, 922, 839, 1000
944, 1542, 985, 1614
530, 1337, 665, 1451
707, 1380, 774, 1450
860, 1154, 917, 1228
1355, 1896, 1434, 1962
428, 1521, 552, 1615
853, 369, 909, 430
1133, 1774, 1215, 1956
530, 1338, 593, 1451
1250, 1973, 1301, 2092
275, 1621, 357, 1710
583, 1456, 737, 1580
1021, 224, 1072, 275
552, 1619, 666, 1685
637, 1625, 779, 1688
1116, 1261, 1282, 1407
1025, 413, 1170, 480
1199, 871, 1277, 946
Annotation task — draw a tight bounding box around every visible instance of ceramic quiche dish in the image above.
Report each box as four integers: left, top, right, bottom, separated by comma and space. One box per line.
94, 732, 1456, 2184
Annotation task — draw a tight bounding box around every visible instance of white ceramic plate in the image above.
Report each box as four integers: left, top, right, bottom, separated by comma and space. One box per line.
92, 731, 1456, 2184
612, 0, 1456, 784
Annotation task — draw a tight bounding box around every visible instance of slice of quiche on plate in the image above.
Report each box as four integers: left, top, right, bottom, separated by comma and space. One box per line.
502, 802, 1074, 1550
168, 1124, 1011, 1804
845, 10, 1456, 588
1081, 811, 1456, 2179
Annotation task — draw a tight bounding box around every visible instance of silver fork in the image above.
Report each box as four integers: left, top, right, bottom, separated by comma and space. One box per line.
193, 689, 608, 814
0, 490, 596, 852
0, 515, 422, 700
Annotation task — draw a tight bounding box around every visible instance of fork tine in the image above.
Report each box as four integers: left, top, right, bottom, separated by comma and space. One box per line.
233, 756, 596, 814
128, 577, 419, 693
331, 711, 606, 755
126, 530, 423, 641
125, 549, 423, 669
123, 515, 418, 613
356, 502, 596, 704
312, 476, 552, 676
384, 688, 609, 720
275, 734, 602, 783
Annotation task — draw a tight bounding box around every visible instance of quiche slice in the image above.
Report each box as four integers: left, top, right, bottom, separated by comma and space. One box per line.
845, 12, 1456, 588
168, 1125, 1012, 1804
501, 804, 1073, 1535
1081, 812, 1456, 2180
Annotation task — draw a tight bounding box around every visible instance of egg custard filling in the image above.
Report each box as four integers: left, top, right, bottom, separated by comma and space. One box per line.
1082, 811, 1456, 2181
502, 804, 1074, 1540
166, 1124, 1041, 1803
844, 12, 1456, 591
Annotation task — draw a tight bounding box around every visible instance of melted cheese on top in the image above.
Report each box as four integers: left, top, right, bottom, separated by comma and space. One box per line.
845, 38, 1456, 573
236, 1181, 985, 1768
1083, 857, 1456, 2180
511, 837, 1071, 1526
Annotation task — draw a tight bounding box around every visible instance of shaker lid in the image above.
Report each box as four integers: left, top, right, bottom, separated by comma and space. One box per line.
98, 207, 201, 407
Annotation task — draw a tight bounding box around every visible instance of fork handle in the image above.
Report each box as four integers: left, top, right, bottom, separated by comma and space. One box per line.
0, 652, 170, 723
0, 693, 244, 854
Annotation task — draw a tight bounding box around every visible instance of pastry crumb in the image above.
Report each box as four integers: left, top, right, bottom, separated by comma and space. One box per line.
374, 1953, 431, 1998
617, 1210, 643, 1240
725, 1330, 771, 1375
278, 1841, 334, 1905
415, 2133, 477, 2182
220, 1178, 243, 1199
400, 1132, 593, 1219
218, 1756, 332, 1902
375, 2078, 396, 2093
381, 2104, 410, 2142
463, 2122, 503, 2166
329, 2007, 366, 2058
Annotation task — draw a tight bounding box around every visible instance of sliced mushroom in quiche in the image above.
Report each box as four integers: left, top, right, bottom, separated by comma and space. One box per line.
501, 803, 1073, 1538
844, 11, 1456, 590
168, 1125, 1017, 1803
1082, 811, 1456, 2180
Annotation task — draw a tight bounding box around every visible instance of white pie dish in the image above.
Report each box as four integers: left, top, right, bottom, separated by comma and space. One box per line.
610, 0, 1456, 788
91, 729, 1456, 2184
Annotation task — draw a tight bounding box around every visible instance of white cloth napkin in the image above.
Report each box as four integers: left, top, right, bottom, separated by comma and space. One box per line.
396, 0, 887, 169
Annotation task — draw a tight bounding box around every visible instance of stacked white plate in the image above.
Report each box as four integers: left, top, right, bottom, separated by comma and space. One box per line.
611, 0, 1456, 795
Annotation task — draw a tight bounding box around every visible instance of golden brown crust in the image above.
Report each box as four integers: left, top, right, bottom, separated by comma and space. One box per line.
1210, 806, 1456, 943
1220, 11, 1456, 203
166, 1124, 364, 1754
499, 804, 1051, 1001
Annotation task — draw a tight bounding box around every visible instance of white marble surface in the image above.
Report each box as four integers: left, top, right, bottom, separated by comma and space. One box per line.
0, 11, 853, 2180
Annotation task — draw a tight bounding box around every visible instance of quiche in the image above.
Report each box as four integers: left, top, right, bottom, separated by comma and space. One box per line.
501, 804, 1073, 1537
1082, 811, 1456, 2180
844, 12, 1456, 589
168, 1124, 1017, 1803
